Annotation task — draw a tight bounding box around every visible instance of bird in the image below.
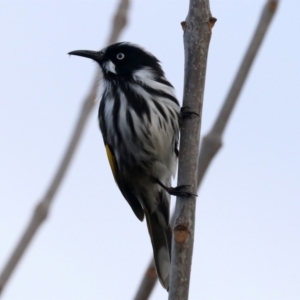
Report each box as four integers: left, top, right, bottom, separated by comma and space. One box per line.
69, 42, 194, 290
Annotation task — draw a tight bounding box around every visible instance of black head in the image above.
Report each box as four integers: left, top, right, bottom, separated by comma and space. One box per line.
69, 42, 164, 79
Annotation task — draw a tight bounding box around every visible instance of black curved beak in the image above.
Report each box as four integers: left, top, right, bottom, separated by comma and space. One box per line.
68, 50, 103, 62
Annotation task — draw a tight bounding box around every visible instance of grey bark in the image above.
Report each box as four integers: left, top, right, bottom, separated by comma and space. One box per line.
168, 1, 213, 299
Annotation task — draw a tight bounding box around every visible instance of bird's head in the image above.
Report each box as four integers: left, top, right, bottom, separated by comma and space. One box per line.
69, 42, 164, 79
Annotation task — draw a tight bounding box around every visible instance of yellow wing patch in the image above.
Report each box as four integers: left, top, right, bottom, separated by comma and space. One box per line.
105, 144, 117, 180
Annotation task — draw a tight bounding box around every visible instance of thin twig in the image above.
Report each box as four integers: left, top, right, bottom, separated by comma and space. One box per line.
133, 1, 278, 299
168, 0, 212, 299
197, 0, 279, 186
0, 0, 130, 295
133, 260, 157, 300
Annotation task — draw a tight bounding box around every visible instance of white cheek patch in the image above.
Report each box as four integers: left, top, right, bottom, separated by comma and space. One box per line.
104, 60, 116, 74
133, 68, 176, 97
133, 68, 155, 81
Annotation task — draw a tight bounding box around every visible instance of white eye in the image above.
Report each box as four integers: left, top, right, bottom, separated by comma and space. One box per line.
116, 53, 125, 60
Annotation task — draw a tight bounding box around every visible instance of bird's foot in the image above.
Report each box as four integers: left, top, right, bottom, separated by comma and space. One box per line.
155, 179, 197, 197
180, 106, 199, 119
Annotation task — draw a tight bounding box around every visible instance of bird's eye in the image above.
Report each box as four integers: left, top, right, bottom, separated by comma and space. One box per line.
116, 53, 125, 60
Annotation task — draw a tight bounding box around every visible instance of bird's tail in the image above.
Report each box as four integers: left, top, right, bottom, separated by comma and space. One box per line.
145, 211, 172, 290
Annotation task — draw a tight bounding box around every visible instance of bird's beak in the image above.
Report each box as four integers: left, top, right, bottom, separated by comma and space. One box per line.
68, 50, 103, 62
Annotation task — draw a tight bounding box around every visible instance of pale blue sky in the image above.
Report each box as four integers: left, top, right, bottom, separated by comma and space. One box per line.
0, 1, 299, 299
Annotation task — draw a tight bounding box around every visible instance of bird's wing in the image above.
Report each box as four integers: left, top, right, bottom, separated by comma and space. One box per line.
104, 143, 145, 222
105, 144, 118, 180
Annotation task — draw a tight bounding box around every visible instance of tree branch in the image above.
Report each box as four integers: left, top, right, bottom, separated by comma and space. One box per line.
133, 260, 157, 300
168, 1, 212, 299
0, 0, 130, 294
197, 0, 278, 186
133, 1, 278, 299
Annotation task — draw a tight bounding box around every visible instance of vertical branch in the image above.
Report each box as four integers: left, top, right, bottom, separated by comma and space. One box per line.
168, 1, 213, 299
133, 1, 278, 299
0, 0, 130, 294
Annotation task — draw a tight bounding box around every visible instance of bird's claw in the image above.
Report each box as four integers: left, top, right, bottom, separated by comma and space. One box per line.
180, 106, 199, 119
167, 185, 197, 197
155, 178, 197, 197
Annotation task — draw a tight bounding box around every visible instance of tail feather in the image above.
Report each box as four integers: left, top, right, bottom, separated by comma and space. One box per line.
146, 212, 172, 290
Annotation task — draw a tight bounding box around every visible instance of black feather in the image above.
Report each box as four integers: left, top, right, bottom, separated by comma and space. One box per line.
153, 99, 168, 122
126, 109, 137, 139
120, 82, 152, 124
